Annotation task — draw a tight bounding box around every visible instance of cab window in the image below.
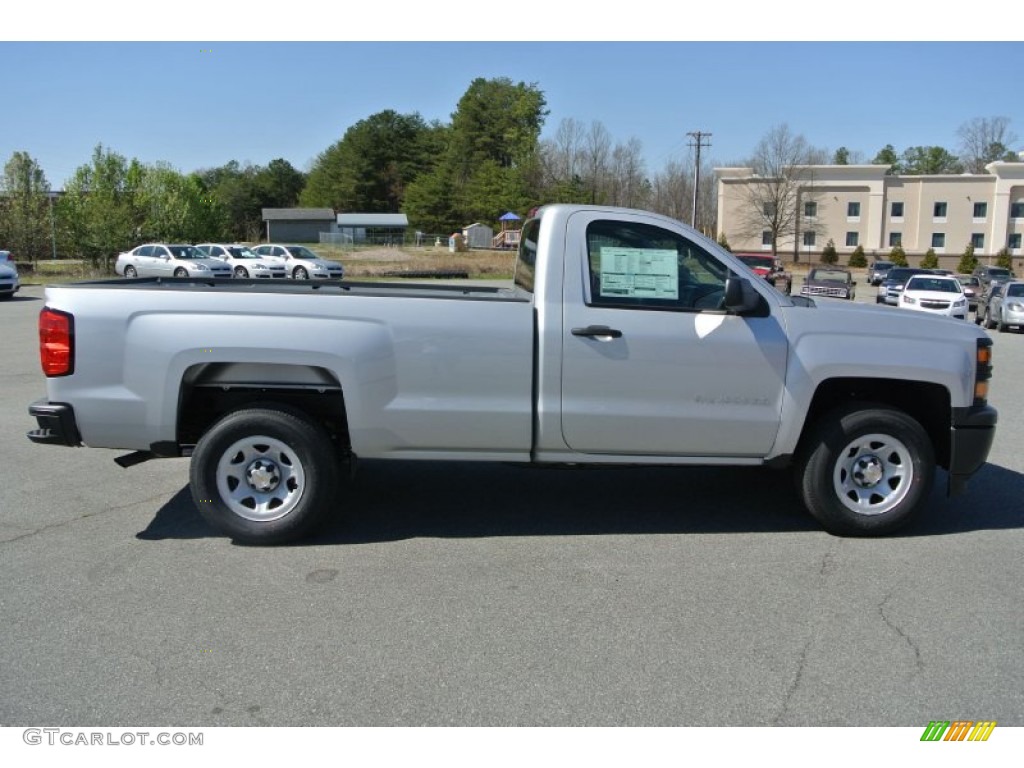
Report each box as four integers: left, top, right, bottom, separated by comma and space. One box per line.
585, 220, 729, 311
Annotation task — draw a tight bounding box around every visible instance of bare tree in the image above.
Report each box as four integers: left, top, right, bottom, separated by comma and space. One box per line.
733, 124, 827, 261
956, 116, 1019, 173
582, 120, 612, 204
608, 137, 648, 208
649, 155, 716, 234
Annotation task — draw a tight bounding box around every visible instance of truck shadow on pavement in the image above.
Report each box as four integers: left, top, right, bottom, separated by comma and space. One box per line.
136, 460, 1024, 544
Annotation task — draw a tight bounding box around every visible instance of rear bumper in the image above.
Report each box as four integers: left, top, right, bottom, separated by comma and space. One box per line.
948, 404, 998, 495
26, 400, 82, 447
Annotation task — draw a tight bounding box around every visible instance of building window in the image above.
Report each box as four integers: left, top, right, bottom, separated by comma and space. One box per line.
804, 201, 817, 218
846, 232, 859, 247
933, 202, 947, 218
889, 232, 902, 247
803, 231, 816, 246
891, 201, 904, 218
763, 203, 776, 217
847, 202, 861, 218
932, 233, 945, 249
971, 233, 985, 250
762, 231, 772, 246
1010, 233, 1022, 250
1011, 202, 1024, 218
973, 202, 987, 219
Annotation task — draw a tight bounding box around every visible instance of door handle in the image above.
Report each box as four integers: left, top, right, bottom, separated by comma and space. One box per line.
571, 325, 623, 340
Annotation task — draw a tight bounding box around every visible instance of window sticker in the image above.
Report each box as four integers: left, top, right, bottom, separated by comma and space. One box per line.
599, 248, 678, 300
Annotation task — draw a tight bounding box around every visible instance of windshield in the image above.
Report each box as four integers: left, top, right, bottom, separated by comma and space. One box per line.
873, 262, 893, 270
1006, 284, 1024, 297
227, 247, 259, 259
738, 255, 772, 268
988, 268, 1011, 278
906, 277, 960, 293
289, 246, 320, 260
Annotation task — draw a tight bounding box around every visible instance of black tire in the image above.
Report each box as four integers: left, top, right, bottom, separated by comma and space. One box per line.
983, 309, 995, 330
234, 266, 248, 279
996, 311, 1007, 333
795, 405, 934, 536
293, 266, 309, 280
124, 265, 138, 279
174, 267, 188, 278
189, 406, 339, 544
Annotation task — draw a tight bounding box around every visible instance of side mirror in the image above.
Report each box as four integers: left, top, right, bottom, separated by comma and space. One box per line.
724, 276, 762, 314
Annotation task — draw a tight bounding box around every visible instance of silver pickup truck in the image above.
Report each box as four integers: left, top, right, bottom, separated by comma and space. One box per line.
28, 205, 997, 544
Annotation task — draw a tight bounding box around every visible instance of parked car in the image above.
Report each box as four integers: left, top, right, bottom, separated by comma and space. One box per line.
735, 253, 792, 294
898, 275, 968, 320
115, 244, 233, 279
0, 250, 20, 299
954, 274, 982, 312
195, 244, 287, 279
973, 264, 1014, 288
980, 279, 1024, 332
249, 244, 344, 280
868, 260, 895, 285
877, 267, 933, 305
800, 266, 856, 300
975, 282, 1005, 327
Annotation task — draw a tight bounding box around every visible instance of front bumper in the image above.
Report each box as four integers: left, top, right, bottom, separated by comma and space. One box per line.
948, 403, 998, 495
26, 400, 82, 447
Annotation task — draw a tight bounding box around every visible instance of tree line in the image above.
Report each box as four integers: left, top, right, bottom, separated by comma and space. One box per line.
0, 73, 1017, 267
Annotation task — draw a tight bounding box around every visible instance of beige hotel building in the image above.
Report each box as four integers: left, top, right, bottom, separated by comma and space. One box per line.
715, 162, 1024, 268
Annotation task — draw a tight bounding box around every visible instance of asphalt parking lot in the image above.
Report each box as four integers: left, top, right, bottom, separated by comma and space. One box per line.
1, 283, 1022, 727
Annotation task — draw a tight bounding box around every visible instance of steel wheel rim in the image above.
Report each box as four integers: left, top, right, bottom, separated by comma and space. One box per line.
234, 266, 247, 278
215, 435, 306, 522
125, 266, 137, 278
295, 267, 308, 279
833, 432, 914, 516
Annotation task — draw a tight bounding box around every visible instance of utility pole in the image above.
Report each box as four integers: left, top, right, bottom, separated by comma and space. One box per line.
687, 131, 712, 230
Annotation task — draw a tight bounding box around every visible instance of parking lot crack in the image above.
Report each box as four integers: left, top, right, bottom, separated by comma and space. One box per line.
774, 636, 813, 725
879, 590, 924, 673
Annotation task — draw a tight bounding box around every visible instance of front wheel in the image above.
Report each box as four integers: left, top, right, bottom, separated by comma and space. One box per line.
189, 406, 339, 544
796, 405, 934, 536
234, 266, 249, 279
174, 267, 188, 278
293, 266, 309, 280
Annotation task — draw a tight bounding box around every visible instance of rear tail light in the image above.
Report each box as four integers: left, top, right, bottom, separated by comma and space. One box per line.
39, 307, 74, 377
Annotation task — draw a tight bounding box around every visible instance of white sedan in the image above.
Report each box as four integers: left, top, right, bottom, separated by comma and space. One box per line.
195, 244, 287, 279
115, 244, 233, 279
898, 275, 968, 320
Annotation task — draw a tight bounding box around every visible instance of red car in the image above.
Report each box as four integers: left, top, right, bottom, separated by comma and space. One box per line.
736, 253, 792, 294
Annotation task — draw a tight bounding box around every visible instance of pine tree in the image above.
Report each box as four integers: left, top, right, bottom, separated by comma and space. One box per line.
890, 244, 908, 267
848, 245, 867, 268
957, 243, 978, 274
920, 248, 939, 269
821, 238, 838, 264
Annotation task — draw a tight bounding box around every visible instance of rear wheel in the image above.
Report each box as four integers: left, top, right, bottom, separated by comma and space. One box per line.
124, 265, 138, 279
796, 405, 934, 536
189, 406, 339, 544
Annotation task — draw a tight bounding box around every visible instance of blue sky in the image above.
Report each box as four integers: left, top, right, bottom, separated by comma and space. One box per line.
3, 11, 1023, 189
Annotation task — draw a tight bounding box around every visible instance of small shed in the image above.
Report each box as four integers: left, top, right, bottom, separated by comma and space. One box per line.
262, 208, 336, 242
462, 223, 494, 249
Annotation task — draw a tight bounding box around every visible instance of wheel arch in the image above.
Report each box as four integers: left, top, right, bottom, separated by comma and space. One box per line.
177, 362, 351, 456
794, 377, 951, 470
